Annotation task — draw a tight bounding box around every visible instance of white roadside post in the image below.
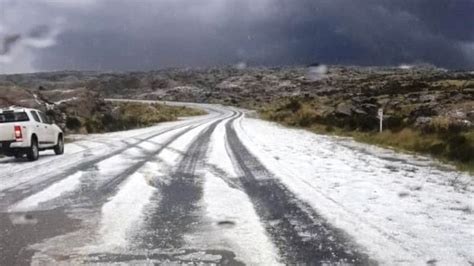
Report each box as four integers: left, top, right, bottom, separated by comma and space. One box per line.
378, 108, 383, 133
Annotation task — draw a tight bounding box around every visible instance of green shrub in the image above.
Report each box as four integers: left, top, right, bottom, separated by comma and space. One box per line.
66, 117, 82, 131
84, 117, 104, 133
283, 98, 302, 112
446, 134, 473, 162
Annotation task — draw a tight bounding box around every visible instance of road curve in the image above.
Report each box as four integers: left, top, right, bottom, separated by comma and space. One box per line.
0, 102, 472, 265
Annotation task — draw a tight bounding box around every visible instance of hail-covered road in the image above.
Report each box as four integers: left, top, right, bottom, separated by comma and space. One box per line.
0, 102, 472, 265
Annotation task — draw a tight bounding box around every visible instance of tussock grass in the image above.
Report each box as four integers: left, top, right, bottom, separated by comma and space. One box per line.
260, 99, 474, 173
71, 102, 206, 133
353, 129, 474, 173
433, 79, 474, 88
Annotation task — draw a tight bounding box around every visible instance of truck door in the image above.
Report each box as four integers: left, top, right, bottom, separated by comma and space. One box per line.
38, 111, 55, 146
30, 110, 48, 146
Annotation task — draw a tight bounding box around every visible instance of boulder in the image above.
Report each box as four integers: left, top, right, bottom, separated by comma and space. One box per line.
335, 102, 352, 116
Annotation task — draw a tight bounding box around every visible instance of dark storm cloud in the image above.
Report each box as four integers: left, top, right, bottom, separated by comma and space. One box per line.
2, 0, 473, 72
384, 0, 474, 42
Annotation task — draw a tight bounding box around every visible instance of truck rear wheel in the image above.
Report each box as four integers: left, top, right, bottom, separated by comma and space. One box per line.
27, 138, 39, 161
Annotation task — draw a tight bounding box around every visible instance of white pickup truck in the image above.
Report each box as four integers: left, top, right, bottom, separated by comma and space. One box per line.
0, 107, 64, 161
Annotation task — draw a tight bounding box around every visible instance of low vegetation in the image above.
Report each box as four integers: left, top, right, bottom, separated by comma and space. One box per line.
260, 98, 474, 173
67, 102, 206, 133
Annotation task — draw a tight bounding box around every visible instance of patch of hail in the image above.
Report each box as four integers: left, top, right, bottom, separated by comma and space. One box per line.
306, 64, 328, 81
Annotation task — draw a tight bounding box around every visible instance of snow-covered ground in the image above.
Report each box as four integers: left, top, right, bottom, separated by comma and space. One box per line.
235, 115, 473, 265
0, 103, 472, 265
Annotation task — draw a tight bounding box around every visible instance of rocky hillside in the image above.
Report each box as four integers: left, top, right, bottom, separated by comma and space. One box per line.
2, 67, 472, 126
258, 66, 473, 132
0, 85, 204, 134
1, 65, 472, 168
0, 86, 110, 133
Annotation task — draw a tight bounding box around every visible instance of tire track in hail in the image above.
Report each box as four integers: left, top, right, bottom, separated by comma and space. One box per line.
66, 118, 216, 208
0, 112, 232, 266
225, 111, 375, 265
134, 117, 228, 250
0, 114, 214, 180
80, 112, 241, 265
0, 114, 218, 211
93, 110, 235, 203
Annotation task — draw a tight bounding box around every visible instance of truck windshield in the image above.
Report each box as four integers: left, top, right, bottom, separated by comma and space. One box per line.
0, 112, 30, 123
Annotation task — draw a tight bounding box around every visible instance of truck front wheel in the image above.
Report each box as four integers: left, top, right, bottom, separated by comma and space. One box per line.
54, 135, 64, 155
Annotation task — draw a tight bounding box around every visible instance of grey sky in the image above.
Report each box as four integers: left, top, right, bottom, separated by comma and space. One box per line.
0, 0, 473, 74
